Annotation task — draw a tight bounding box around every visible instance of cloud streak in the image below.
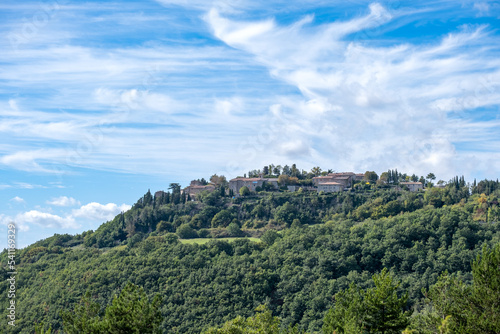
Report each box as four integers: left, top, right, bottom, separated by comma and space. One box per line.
47, 196, 80, 207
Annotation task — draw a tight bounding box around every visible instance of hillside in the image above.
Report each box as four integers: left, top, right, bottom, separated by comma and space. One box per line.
1, 177, 499, 333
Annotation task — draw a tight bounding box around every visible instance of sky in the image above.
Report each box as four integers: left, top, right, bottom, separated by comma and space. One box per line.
1, 0, 499, 248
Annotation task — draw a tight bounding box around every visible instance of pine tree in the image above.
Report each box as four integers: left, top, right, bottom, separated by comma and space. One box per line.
323, 269, 409, 334
422, 244, 500, 333
62, 284, 162, 334
323, 283, 364, 333
101, 282, 162, 333
363, 269, 409, 334
143, 189, 153, 206
61, 292, 101, 334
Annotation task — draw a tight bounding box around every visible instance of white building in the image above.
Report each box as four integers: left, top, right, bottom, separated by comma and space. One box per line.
400, 182, 423, 192
317, 182, 343, 193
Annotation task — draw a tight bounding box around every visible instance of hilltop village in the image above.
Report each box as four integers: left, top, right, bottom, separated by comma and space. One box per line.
14, 166, 498, 334
181, 168, 425, 199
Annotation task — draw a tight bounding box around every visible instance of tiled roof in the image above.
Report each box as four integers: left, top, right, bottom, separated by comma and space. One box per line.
230, 177, 279, 182
185, 185, 215, 189
328, 172, 355, 176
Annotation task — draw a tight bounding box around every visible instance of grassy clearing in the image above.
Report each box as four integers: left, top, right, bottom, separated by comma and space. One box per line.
180, 237, 261, 244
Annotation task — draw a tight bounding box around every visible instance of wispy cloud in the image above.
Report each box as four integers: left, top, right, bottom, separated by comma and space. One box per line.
205, 3, 500, 178
10, 196, 25, 204
47, 196, 80, 207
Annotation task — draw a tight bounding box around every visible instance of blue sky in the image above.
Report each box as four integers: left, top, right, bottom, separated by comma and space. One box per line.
1, 0, 500, 248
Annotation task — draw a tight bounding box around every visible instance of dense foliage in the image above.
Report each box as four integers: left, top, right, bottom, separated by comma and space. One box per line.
61, 282, 162, 334
323, 269, 410, 334
76, 175, 496, 248
1, 177, 499, 333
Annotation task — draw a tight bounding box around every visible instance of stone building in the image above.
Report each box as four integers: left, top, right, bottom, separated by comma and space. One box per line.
400, 182, 423, 192
229, 177, 279, 195
317, 182, 343, 193
183, 180, 216, 197
312, 172, 356, 188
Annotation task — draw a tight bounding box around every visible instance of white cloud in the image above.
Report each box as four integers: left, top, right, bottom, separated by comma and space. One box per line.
10, 196, 25, 204
0, 201, 132, 234
214, 97, 244, 116
93, 88, 178, 114
15, 210, 77, 229
13, 182, 47, 189
47, 196, 80, 207
155, 0, 248, 12
72, 202, 131, 222
473, 2, 490, 16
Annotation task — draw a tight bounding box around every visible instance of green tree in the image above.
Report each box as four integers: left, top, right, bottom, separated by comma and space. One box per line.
363, 268, 409, 333
364, 171, 379, 182
261, 230, 280, 246
34, 322, 52, 334
278, 174, 290, 186
322, 283, 364, 334
168, 183, 181, 193
211, 209, 233, 228
156, 220, 172, 233
323, 268, 409, 334
379, 172, 389, 184
274, 202, 298, 225
63, 284, 162, 334
210, 174, 228, 186
61, 292, 102, 334
176, 223, 198, 239
240, 186, 251, 196
419, 244, 500, 333
227, 222, 242, 237
311, 166, 322, 176
204, 305, 300, 334
101, 282, 162, 334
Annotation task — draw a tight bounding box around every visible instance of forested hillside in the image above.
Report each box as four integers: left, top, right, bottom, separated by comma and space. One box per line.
1, 177, 499, 333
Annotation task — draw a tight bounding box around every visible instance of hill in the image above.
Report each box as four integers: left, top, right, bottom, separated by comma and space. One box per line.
1, 176, 499, 333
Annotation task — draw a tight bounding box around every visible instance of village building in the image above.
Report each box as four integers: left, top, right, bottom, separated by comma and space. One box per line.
154, 190, 167, 199
312, 175, 337, 186
354, 173, 365, 182
183, 180, 216, 197
312, 172, 356, 189
317, 182, 343, 193
229, 177, 279, 194
400, 181, 423, 192
287, 185, 316, 192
